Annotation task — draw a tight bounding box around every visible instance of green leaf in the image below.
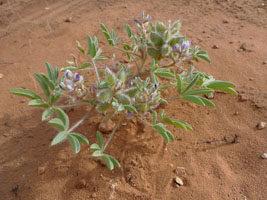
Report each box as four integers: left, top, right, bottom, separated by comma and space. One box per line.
109, 155, 121, 168
151, 73, 159, 84
96, 102, 111, 112
28, 99, 49, 108
51, 131, 67, 146
67, 134, 80, 153
166, 130, 175, 142
42, 108, 53, 121
115, 93, 131, 105
150, 32, 164, 46
45, 62, 55, 81
206, 81, 236, 90
92, 150, 103, 157
97, 131, 104, 150
183, 74, 200, 94
124, 105, 137, 113
54, 66, 59, 81
95, 56, 108, 61
100, 23, 109, 34
125, 24, 132, 38
183, 95, 205, 106
87, 35, 96, 57
34, 73, 50, 100
148, 47, 161, 60
154, 71, 175, 79
153, 124, 169, 143
152, 110, 157, 125
197, 50, 207, 55
90, 143, 101, 150
94, 48, 102, 58
60, 66, 78, 72
197, 54, 211, 63
51, 93, 61, 105
53, 108, 69, 130
40, 74, 55, 90
124, 87, 138, 97
97, 88, 113, 102
150, 59, 156, 72
102, 154, 114, 170
70, 133, 89, 145
105, 68, 116, 86
186, 88, 214, 95
199, 97, 215, 108
48, 118, 65, 131
9, 88, 41, 100
80, 62, 92, 69
219, 87, 238, 95
176, 74, 183, 94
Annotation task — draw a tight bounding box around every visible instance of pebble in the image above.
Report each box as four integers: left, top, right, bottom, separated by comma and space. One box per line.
174, 176, 183, 186
91, 193, 97, 198
212, 44, 219, 49
263, 61, 267, 65
64, 17, 72, 23
173, 167, 186, 176
240, 43, 247, 50
99, 120, 115, 133
38, 167, 46, 175
261, 153, 267, 159
249, 77, 254, 81
222, 20, 229, 24
0, 73, 3, 79
257, 122, 266, 130
234, 111, 239, 115
75, 179, 87, 189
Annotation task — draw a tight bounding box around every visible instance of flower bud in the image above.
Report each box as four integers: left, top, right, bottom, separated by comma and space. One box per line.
66, 79, 74, 91
146, 14, 151, 21
73, 73, 80, 82
134, 18, 140, 24
64, 70, 73, 79
181, 40, 191, 51
59, 82, 66, 90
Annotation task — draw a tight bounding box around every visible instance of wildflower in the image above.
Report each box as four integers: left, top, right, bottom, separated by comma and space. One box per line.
64, 70, 73, 79
73, 73, 80, 82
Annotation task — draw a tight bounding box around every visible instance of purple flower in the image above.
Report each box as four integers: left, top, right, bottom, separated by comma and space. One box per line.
154, 83, 158, 89
127, 111, 133, 118
66, 79, 74, 91
134, 18, 140, 24
146, 14, 151, 21
59, 82, 65, 90
172, 44, 179, 52
64, 70, 73, 79
73, 73, 80, 82
129, 81, 133, 87
181, 40, 191, 51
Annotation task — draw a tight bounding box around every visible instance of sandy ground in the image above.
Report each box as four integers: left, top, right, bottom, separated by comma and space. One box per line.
0, 0, 267, 199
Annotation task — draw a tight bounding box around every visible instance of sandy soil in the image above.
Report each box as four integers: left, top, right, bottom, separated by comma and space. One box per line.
0, 0, 267, 199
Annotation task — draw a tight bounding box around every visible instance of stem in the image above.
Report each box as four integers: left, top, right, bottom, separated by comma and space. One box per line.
137, 115, 153, 127
113, 46, 141, 57
67, 106, 96, 133
102, 116, 124, 152
91, 58, 100, 83
54, 102, 88, 109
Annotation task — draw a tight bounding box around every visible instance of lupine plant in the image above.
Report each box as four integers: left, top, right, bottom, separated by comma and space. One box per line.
10, 12, 237, 170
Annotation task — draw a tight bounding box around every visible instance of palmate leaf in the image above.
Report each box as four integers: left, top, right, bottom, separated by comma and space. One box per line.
34, 73, 50, 101
124, 105, 137, 113
186, 88, 214, 95
70, 133, 89, 145
153, 123, 169, 143
90, 143, 101, 150
53, 108, 69, 130
51, 131, 67, 146
67, 134, 80, 154
28, 99, 49, 108
125, 24, 132, 38
48, 118, 65, 131
42, 108, 53, 121
45, 62, 55, 81
97, 131, 104, 150
9, 88, 41, 100
183, 95, 215, 108
151, 110, 157, 125
102, 154, 114, 170
160, 110, 192, 130
154, 68, 176, 79
182, 74, 200, 94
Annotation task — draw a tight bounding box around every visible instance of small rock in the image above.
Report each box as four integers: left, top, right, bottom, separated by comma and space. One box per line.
238, 94, 248, 102
222, 20, 229, 24
263, 61, 267, 65
173, 167, 186, 176
240, 43, 247, 51
3, 133, 8, 137
64, 17, 72, 22
168, 163, 174, 168
234, 111, 239, 115
261, 153, 267, 159
91, 192, 97, 198
20, 100, 26, 103
235, 48, 243, 52
0, 73, 3, 79
131, 160, 137, 166
38, 167, 46, 175
257, 122, 266, 130
174, 176, 183, 186
249, 77, 254, 81
212, 44, 219, 49
99, 120, 115, 133
75, 179, 87, 189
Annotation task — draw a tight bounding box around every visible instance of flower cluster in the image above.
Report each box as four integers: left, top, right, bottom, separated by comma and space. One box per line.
60, 70, 89, 99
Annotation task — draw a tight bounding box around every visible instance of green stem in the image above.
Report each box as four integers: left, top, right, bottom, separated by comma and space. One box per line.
91, 58, 100, 83
102, 115, 124, 152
